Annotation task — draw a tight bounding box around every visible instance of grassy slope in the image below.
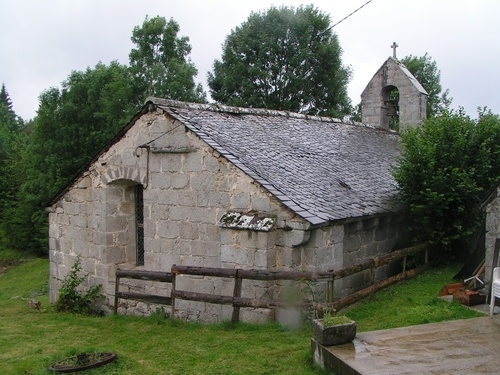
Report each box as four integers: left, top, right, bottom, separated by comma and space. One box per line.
0, 259, 324, 375
0, 259, 484, 374
344, 266, 484, 331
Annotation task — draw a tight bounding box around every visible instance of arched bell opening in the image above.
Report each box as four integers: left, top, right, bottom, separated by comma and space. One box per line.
381, 85, 400, 131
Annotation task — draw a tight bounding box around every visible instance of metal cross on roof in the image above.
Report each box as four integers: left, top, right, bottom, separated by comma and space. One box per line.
391, 42, 398, 58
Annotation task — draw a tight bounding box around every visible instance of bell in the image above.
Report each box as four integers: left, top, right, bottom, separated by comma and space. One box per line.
385, 100, 398, 117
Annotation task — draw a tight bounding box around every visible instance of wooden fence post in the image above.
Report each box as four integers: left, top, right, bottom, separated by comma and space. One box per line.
232, 270, 243, 324
327, 279, 334, 303
171, 266, 176, 319
113, 269, 120, 315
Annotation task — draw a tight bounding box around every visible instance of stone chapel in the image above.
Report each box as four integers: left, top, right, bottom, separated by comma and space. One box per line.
47, 52, 429, 322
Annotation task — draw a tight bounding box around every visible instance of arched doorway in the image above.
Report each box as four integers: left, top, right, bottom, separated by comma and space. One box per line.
105, 180, 144, 266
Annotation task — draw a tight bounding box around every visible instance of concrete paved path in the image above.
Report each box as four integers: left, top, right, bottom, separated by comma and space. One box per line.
312, 316, 500, 374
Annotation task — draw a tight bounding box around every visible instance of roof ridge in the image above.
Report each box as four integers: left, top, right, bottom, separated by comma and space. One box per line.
145, 96, 371, 127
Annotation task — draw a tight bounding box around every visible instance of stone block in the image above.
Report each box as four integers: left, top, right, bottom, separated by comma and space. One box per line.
162, 154, 182, 173
184, 153, 203, 172
345, 234, 361, 252
190, 173, 216, 191
62, 201, 80, 216
360, 229, 374, 245
150, 203, 169, 220
197, 190, 219, 207
102, 247, 126, 264
203, 154, 220, 172
346, 221, 363, 235
171, 174, 189, 189
169, 206, 191, 221
254, 249, 269, 268
159, 253, 177, 271
64, 226, 81, 240
198, 224, 219, 242
278, 247, 294, 268
172, 239, 191, 256
107, 216, 129, 233
220, 228, 235, 245
292, 246, 302, 267
93, 232, 113, 246
328, 225, 344, 245
231, 192, 250, 209
77, 175, 92, 189
179, 222, 199, 240
176, 191, 197, 206
219, 192, 230, 207
188, 207, 217, 224
191, 240, 219, 256
148, 154, 161, 174
145, 252, 160, 271
158, 220, 179, 239
282, 229, 308, 247
177, 275, 215, 295
70, 215, 88, 228
221, 244, 247, 266
150, 172, 171, 189
183, 255, 220, 268
250, 195, 270, 211
74, 239, 91, 258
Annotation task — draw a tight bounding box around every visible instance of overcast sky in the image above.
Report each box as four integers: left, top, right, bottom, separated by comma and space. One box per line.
1, 0, 499, 120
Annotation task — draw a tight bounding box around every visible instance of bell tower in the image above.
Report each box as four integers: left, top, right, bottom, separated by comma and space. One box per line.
360, 43, 428, 130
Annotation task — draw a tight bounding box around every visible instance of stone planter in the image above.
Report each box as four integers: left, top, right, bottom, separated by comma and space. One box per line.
312, 318, 356, 346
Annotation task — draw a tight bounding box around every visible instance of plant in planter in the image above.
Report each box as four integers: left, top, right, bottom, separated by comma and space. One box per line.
312, 309, 357, 346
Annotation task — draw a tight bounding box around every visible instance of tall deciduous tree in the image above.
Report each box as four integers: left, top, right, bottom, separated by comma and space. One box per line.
400, 53, 452, 118
4, 62, 138, 254
208, 5, 352, 117
129, 15, 206, 103
392, 108, 500, 260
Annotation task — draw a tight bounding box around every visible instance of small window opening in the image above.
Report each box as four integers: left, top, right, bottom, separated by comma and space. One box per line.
135, 185, 144, 266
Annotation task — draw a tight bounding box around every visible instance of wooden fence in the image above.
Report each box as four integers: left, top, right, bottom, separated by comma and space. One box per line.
114, 243, 428, 322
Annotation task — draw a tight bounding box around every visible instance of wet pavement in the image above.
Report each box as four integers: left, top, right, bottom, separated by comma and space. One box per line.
312, 312, 500, 375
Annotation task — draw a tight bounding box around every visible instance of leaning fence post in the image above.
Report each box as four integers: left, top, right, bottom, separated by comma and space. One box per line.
232, 270, 243, 324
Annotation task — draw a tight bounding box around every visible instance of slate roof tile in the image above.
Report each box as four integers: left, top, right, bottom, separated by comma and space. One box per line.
153, 99, 403, 225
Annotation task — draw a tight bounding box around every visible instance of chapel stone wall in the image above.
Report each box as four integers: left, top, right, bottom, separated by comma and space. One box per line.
485, 186, 500, 287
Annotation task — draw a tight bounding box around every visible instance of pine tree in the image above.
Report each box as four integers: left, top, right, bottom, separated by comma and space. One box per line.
0, 83, 14, 113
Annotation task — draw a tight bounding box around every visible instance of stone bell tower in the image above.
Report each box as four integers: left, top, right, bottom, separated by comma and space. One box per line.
361, 43, 428, 130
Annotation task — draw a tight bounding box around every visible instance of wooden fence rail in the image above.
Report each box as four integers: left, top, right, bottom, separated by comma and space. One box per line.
114, 243, 428, 322
113, 269, 173, 314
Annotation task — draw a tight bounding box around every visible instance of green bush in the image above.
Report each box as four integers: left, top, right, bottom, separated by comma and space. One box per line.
392, 108, 500, 259
54, 257, 104, 316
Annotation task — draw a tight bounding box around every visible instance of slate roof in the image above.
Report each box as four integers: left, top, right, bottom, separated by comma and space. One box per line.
151, 98, 403, 225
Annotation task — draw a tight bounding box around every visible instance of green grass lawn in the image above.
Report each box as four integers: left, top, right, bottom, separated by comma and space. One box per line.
0, 257, 485, 374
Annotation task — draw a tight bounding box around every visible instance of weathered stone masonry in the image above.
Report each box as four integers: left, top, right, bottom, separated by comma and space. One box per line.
49, 102, 408, 323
